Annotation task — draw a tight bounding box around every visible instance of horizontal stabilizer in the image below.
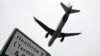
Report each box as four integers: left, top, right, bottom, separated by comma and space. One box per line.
70, 9, 80, 13
60, 2, 80, 14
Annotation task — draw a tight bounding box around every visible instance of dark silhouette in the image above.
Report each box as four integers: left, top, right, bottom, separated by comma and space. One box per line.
34, 2, 81, 46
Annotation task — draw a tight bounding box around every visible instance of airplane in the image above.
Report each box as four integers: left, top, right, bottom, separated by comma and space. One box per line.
34, 2, 81, 47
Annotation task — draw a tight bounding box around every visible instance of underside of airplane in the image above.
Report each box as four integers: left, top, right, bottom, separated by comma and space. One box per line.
34, 17, 81, 42
34, 2, 81, 46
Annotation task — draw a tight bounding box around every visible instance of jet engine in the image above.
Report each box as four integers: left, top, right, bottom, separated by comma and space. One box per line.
60, 37, 65, 42
45, 32, 49, 38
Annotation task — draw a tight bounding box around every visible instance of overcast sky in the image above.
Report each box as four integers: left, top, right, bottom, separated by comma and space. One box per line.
0, 0, 100, 56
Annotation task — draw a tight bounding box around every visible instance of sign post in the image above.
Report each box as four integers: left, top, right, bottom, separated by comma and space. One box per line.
0, 28, 51, 56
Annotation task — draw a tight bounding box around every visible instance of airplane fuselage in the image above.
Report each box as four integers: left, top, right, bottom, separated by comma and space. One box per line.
34, 2, 80, 47
48, 13, 70, 46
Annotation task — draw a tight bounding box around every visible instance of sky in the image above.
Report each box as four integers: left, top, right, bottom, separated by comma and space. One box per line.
0, 0, 100, 56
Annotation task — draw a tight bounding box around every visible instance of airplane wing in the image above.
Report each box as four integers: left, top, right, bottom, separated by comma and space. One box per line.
60, 32, 81, 37
60, 2, 80, 14
34, 17, 81, 37
34, 17, 55, 35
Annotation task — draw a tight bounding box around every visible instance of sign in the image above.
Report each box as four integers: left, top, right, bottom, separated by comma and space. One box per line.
0, 28, 51, 56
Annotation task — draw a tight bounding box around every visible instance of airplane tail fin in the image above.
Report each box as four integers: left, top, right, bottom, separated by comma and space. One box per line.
60, 2, 80, 14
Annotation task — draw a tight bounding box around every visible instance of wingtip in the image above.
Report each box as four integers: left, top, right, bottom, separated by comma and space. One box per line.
33, 16, 37, 21
33, 16, 36, 19
60, 2, 64, 6
78, 10, 80, 12
60, 2, 63, 4
76, 10, 80, 12
78, 32, 81, 35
